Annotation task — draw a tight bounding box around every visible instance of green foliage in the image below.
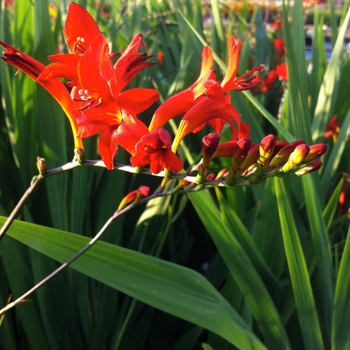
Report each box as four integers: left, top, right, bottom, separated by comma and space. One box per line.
0, 0, 349, 349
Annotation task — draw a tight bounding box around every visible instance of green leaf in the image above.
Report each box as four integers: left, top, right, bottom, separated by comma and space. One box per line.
0, 216, 266, 350
302, 175, 333, 347
274, 178, 324, 349
282, 0, 311, 142
321, 106, 350, 192
312, 7, 350, 142
188, 191, 291, 349
332, 225, 350, 349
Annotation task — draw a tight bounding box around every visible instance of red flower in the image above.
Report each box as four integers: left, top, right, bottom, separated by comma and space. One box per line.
276, 63, 288, 81
70, 34, 158, 169
0, 41, 84, 150
152, 36, 263, 152
273, 38, 285, 58
39, 3, 101, 86
324, 115, 341, 143
149, 46, 215, 131
131, 129, 183, 174
38, 3, 159, 169
219, 36, 264, 92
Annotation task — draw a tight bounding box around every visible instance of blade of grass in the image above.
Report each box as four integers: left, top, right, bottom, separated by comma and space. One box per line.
0, 216, 266, 350
188, 191, 291, 349
321, 106, 350, 190
332, 225, 350, 349
282, 0, 311, 142
302, 174, 333, 347
311, 7, 350, 142
274, 177, 323, 349
178, 11, 295, 143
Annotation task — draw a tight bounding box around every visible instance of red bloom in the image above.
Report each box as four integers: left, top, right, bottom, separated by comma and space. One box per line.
324, 115, 341, 143
131, 129, 183, 174
38, 4, 158, 169
39, 3, 101, 86
276, 63, 288, 81
149, 46, 215, 131
273, 38, 285, 58
219, 36, 264, 92
0, 41, 84, 150
152, 36, 263, 152
69, 34, 158, 169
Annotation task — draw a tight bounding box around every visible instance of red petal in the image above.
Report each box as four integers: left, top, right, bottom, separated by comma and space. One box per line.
38, 54, 80, 83
221, 37, 239, 90
118, 88, 159, 115
98, 126, 119, 169
77, 34, 114, 99
64, 3, 101, 54
159, 150, 183, 172
116, 114, 149, 155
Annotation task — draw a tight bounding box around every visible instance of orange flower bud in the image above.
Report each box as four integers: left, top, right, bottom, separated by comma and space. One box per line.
295, 160, 323, 176
269, 140, 306, 168
36, 157, 47, 176
258, 134, 277, 165
202, 133, 220, 169
117, 186, 150, 212
232, 138, 252, 172
282, 144, 310, 172
303, 143, 328, 163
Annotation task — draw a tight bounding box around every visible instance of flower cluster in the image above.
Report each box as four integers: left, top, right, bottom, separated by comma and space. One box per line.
193, 133, 327, 186
0, 3, 327, 183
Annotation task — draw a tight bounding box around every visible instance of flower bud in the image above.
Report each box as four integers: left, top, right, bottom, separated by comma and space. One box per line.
212, 141, 236, 158
232, 138, 252, 172
240, 144, 259, 169
303, 143, 328, 163
282, 144, 310, 172
202, 133, 220, 169
117, 186, 150, 212
74, 148, 85, 165
258, 134, 277, 165
295, 160, 323, 176
269, 140, 306, 168
36, 157, 47, 176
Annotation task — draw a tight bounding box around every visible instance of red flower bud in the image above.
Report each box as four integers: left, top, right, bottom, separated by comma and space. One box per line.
303, 143, 328, 163
117, 186, 150, 212
259, 134, 277, 165
232, 138, 252, 172
202, 133, 220, 169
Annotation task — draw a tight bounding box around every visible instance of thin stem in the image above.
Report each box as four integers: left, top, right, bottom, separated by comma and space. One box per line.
0, 175, 44, 242
0, 185, 195, 316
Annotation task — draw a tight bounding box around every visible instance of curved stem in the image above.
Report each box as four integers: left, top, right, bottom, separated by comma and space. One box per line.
0, 175, 44, 242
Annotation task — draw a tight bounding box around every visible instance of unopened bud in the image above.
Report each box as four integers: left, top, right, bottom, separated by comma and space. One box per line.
259, 134, 277, 165
36, 157, 47, 175
303, 143, 328, 163
216, 168, 229, 179
232, 138, 252, 172
295, 160, 323, 176
202, 133, 220, 169
213, 141, 236, 158
282, 144, 310, 172
117, 186, 150, 212
269, 140, 306, 168
74, 148, 85, 165
240, 144, 259, 169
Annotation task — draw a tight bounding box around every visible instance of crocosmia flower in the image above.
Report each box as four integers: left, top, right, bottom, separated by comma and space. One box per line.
39, 2, 101, 86
0, 41, 84, 150
149, 46, 215, 131
151, 36, 263, 152
131, 129, 183, 174
39, 3, 159, 169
